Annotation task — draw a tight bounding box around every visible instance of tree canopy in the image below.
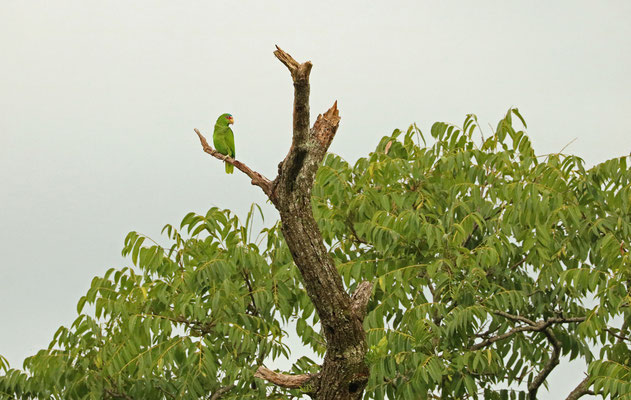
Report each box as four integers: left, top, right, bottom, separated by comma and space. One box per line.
1, 107, 630, 399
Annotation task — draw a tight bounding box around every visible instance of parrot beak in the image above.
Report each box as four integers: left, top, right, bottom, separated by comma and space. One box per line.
229, 116, 235, 125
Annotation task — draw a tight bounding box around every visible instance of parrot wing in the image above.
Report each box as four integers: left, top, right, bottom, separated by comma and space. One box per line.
226, 127, 235, 158
212, 125, 235, 174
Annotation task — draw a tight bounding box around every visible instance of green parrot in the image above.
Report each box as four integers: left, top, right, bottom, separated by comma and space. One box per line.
213, 113, 235, 174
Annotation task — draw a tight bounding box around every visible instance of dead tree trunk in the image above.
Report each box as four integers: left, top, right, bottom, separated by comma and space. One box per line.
194, 47, 372, 400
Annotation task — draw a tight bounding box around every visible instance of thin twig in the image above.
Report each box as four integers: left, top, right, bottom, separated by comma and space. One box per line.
242, 269, 259, 317
470, 313, 585, 350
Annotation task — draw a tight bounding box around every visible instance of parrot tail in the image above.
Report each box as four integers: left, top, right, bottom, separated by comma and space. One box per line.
225, 162, 234, 174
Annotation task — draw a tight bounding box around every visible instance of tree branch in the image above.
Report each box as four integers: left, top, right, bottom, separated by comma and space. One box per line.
254, 366, 314, 389
241, 269, 259, 317
471, 325, 540, 351
477, 312, 585, 400
470, 312, 585, 350
195, 46, 368, 399
104, 387, 133, 400
509, 256, 527, 270
494, 310, 537, 326
267, 47, 368, 399
208, 385, 235, 400
528, 328, 561, 400
193, 128, 273, 197
608, 318, 630, 343
565, 376, 594, 400
273, 45, 312, 152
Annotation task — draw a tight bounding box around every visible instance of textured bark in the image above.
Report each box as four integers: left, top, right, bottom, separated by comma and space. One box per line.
564, 377, 594, 400
268, 47, 370, 399
194, 47, 371, 399
253, 366, 314, 389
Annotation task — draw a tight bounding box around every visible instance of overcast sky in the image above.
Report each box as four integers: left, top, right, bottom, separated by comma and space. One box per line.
1, 1, 630, 398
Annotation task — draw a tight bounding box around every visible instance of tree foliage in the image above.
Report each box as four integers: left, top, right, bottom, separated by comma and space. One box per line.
1, 109, 630, 399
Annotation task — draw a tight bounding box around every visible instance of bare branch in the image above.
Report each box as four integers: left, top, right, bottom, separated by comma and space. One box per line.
268, 47, 368, 398
312, 101, 340, 151
565, 376, 594, 400
273, 45, 312, 147
254, 366, 314, 389
193, 128, 273, 197
273, 45, 312, 81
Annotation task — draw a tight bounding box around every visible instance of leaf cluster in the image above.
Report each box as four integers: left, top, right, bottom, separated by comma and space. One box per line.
312, 109, 631, 399
2, 109, 630, 399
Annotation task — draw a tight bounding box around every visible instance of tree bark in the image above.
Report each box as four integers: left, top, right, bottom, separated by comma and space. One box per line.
194, 46, 371, 399
267, 46, 371, 400
565, 376, 594, 400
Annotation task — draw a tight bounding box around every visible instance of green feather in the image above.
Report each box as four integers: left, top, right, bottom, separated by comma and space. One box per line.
213, 113, 235, 174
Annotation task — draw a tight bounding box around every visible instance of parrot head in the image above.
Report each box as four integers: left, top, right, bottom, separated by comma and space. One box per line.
217, 113, 234, 126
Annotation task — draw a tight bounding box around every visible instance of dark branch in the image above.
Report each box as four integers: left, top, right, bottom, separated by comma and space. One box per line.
254, 366, 314, 389
346, 217, 368, 245
193, 128, 273, 197
606, 327, 630, 343
471, 312, 585, 350
608, 319, 630, 343
509, 256, 527, 270
471, 325, 539, 351
104, 388, 133, 400
477, 312, 585, 399
494, 311, 537, 326
208, 385, 235, 400
565, 376, 594, 400
241, 269, 259, 317
528, 328, 561, 399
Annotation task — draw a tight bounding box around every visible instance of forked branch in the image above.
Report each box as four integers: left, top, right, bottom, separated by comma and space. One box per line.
470, 313, 586, 350
479, 311, 585, 400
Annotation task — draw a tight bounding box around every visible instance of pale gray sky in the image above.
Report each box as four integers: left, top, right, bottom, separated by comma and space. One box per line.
1, 1, 629, 398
